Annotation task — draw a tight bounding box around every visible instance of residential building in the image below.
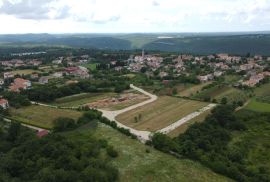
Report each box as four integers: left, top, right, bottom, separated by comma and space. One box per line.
9, 78, 31, 92
0, 79, 4, 86
0, 98, 9, 109
3, 72, 14, 79
39, 77, 49, 84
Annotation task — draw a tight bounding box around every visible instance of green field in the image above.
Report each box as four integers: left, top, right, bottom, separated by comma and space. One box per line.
177, 82, 212, 97
194, 85, 249, 104
245, 99, 270, 112
82, 63, 97, 71
116, 96, 208, 131
254, 83, 270, 96
254, 83, 270, 103
66, 123, 231, 182
10, 105, 82, 128
52, 92, 117, 107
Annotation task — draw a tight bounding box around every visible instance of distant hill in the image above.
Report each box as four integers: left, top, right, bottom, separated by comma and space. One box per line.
0, 33, 270, 55
142, 34, 270, 55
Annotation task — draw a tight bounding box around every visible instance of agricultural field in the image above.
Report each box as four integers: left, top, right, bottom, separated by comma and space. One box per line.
254, 83, 270, 103
194, 84, 249, 104
9, 105, 82, 129
177, 82, 212, 97
11, 69, 40, 75
168, 109, 212, 138
82, 63, 97, 71
52, 92, 117, 107
214, 87, 249, 103
254, 83, 270, 96
245, 99, 270, 112
66, 123, 231, 182
52, 90, 149, 111
223, 75, 241, 84
116, 96, 208, 132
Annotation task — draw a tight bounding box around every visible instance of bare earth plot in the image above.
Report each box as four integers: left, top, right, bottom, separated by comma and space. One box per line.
116, 96, 208, 132
11, 69, 40, 75
53, 92, 117, 107
53, 90, 149, 111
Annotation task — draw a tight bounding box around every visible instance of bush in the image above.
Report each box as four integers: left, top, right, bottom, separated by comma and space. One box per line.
106, 146, 118, 158
53, 117, 76, 132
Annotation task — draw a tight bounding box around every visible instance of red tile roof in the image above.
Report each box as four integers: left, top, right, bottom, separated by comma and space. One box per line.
37, 130, 49, 138
0, 99, 8, 105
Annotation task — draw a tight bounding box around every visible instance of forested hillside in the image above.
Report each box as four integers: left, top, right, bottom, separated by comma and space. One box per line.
1, 33, 270, 55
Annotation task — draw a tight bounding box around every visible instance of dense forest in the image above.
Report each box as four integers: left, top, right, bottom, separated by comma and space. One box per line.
151, 105, 270, 182
1, 33, 270, 55
0, 118, 119, 182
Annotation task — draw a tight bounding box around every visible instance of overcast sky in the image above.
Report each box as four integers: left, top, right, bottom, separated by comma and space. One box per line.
0, 0, 269, 34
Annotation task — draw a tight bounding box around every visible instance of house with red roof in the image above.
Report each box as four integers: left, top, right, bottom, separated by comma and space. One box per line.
37, 130, 49, 138
0, 99, 9, 109
9, 78, 31, 92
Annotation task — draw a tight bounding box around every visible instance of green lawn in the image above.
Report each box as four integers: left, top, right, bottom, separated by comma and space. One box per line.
65, 123, 232, 182
82, 63, 97, 71
245, 99, 270, 112
10, 105, 82, 129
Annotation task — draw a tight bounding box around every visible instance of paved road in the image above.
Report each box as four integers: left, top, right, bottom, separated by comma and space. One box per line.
30, 84, 216, 143
3, 118, 46, 132
158, 104, 217, 134
98, 84, 157, 142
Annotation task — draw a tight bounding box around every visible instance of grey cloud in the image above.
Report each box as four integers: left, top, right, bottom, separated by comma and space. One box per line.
0, 0, 70, 20
152, 1, 159, 6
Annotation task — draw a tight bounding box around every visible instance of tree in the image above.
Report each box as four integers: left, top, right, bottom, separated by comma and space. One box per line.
106, 146, 118, 158
53, 117, 76, 132
172, 88, 178, 95
221, 97, 228, 105
134, 116, 138, 123
7, 122, 21, 142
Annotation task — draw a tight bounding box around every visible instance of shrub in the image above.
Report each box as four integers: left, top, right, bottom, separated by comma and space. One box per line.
53, 117, 76, 132
106, 146, 118, 158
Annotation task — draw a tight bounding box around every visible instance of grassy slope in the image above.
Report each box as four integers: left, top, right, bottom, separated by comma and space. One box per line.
10, 105, 82, 128
194, 85, 249, 103
229, 110, 270, 176
177, 82, 212, 97
245, 99, 270, 112
116, 96, 208, 131
66, 123, 232, 182
254, 83, 270, 96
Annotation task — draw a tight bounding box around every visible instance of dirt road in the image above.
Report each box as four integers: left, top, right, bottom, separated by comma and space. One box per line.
158, 104, 216, 134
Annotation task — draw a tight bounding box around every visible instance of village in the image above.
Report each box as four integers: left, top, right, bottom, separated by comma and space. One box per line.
0, 50, 270, 110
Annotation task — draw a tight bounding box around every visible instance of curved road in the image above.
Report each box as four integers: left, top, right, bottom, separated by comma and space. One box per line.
98, 84, 157, 142
30, 84, 216, 143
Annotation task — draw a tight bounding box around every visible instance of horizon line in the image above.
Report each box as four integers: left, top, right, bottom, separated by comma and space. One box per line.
0, 30, 270, 35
